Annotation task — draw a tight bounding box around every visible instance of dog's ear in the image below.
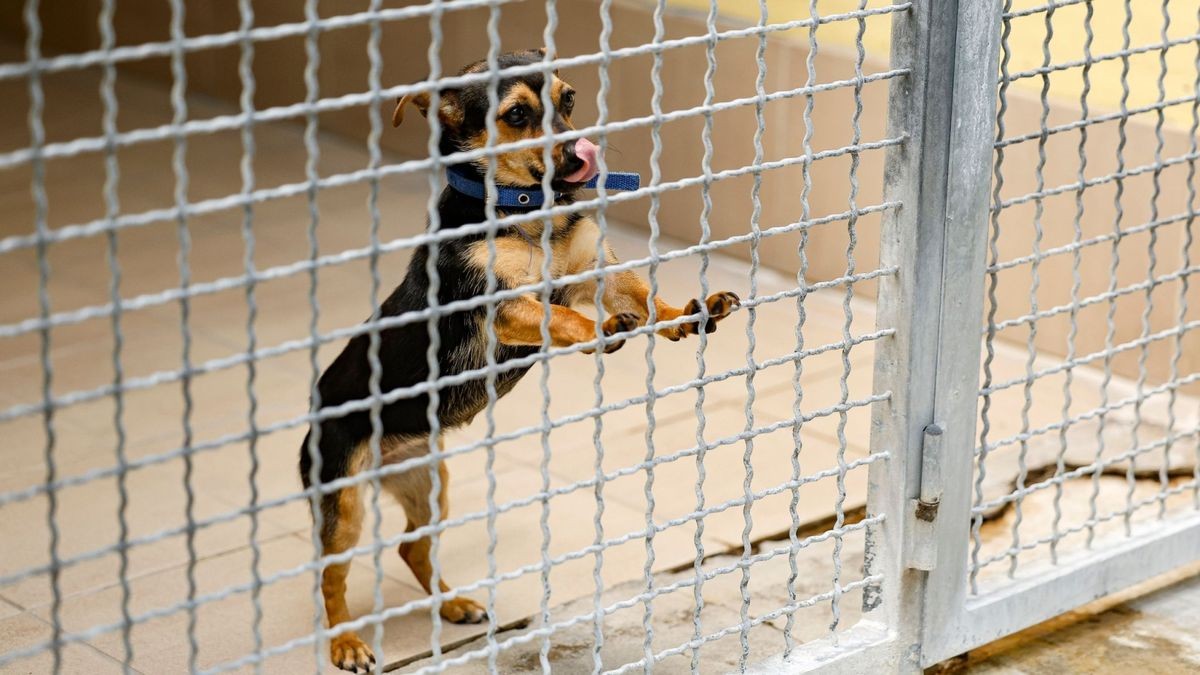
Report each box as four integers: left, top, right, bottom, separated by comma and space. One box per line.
392, 89, 461, 128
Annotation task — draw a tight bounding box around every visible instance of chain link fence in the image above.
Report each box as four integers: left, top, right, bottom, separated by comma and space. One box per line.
0, 0, 902, 672
2, 0, 1199, 673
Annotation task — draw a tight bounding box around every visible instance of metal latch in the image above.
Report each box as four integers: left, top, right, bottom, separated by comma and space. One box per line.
906, 422, 944, 571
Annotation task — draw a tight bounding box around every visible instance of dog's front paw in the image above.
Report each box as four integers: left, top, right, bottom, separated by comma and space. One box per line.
576, 312, 641, 355
660, 291, 740, 340
600, 312, 640, 354
440, 596, 488, 624
330, 632, 375, 673
704, 291, 741, 323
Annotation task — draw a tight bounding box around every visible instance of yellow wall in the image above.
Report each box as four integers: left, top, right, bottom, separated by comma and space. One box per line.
665, 0, 1200, 130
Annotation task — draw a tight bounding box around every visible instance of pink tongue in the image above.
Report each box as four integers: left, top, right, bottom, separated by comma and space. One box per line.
563, 138, 600, 184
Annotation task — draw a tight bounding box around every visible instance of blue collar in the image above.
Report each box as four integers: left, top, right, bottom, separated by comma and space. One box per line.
445, 164, 640, 208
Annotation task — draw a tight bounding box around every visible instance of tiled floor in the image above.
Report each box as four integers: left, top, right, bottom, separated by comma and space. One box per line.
3, 49, 1199, 675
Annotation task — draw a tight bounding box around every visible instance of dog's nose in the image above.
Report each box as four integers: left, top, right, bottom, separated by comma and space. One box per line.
562, 139, 579, 163
561, 137, 600, 184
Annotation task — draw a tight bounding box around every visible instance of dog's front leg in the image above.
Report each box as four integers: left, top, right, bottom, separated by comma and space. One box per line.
600, 268, 740, 341
494, 293, 639, 354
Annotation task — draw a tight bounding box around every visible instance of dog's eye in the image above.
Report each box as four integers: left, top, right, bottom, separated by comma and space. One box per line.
503, 105, 528, 127
560, 91, 575, 115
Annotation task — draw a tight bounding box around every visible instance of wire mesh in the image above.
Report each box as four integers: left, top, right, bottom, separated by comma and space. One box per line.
0, 0, 902, 673
972, 0, 1200, 593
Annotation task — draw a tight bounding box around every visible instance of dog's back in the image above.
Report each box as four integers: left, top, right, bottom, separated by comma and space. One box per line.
299, 225, 540, 484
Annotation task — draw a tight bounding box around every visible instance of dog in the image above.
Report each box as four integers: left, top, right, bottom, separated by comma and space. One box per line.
299, 48, 740, 672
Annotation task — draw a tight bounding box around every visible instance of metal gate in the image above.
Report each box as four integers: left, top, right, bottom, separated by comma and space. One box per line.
1, 0, 1199, 672
761, 0, 1200, 671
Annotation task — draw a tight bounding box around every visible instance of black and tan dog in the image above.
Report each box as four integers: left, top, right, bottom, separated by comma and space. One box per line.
300, 49, 739, 672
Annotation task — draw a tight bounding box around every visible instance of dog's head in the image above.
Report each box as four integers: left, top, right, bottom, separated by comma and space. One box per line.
392, 48, 599, 192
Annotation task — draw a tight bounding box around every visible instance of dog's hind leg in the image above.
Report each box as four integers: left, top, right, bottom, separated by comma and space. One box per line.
318, 486, 374, 672
384, 443, 487, 625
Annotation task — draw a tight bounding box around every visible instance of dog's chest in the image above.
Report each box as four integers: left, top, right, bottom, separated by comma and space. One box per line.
467, 215, 601, 288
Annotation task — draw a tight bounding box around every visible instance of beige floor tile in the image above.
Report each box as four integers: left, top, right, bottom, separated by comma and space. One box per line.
0, 598, 21, 620
970, 337, 1200, 509
0, 302, 263, 429
0, 256, 111, 366
1, 404, 120, 478
0, 450, 296, 610
976, 338, 1200, 455
34, 536, 436, 675
750, 345, 879, 457
977, 340, 1114, 452
0, 301, 213, 400
0, 354, 309, 477
354, 466, 699, 635
188, 424, 500, 539
540, 404, 870, 550
0, 610, 127, 675
399, 574, 791, 675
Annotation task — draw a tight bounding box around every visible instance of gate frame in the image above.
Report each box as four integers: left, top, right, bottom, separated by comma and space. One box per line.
754, 0, 1200, 671
910, 0, 1200, 662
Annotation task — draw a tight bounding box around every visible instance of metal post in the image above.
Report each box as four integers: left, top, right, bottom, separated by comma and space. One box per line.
913, 0, 1004, 665
748, 1, 1001, 670
867, 0, 1002, 669
864, 0, 1000, 669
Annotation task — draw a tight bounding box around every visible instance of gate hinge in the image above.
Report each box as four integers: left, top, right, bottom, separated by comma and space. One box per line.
905, 423, 944, 571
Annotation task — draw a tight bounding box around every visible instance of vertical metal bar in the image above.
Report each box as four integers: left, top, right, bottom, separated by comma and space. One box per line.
829, 0, 869, 639
234, 0, 265, 669
861, 0, 949, 666
24, 1, 62, 670
166, 1, 200, 669
535, 6, 561, 668
862, 0, 1001, 668
1052, 0, 1093, 565
784, 0, 820, 654
1008, 2, 1055, 579
1187, 8, 1200, 512
971, 0, 1012, 594
97, 1, 134, 670
589, 1, 615, 671
364, 0, 389, 669
640, 2, 669, 670
737, 0, 769, 669
479, 4, 505, 672
1089, 0, 1134, 549
917, 0, 1005, 660
689, 2, 719, 670
1164, 3, 1200, 517
301, 1, 327, 669
421, 0, 448, 659
1129, 0, 1173, 529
